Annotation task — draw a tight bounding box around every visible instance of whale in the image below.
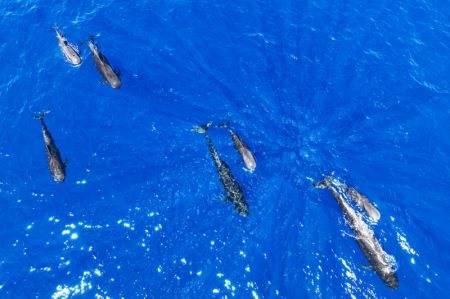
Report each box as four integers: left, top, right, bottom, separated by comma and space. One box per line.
218, 122, 256, 171
333, 180, 381, 222
314, 172, 398, 289
53, 26, 82, 65
35, 112, 66, 183
87, 38, 121, 89
329, 176, 381, 222
193, 122, 249, 216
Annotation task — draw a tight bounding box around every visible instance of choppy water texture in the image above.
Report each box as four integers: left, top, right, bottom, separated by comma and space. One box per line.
0, 0, 449, 298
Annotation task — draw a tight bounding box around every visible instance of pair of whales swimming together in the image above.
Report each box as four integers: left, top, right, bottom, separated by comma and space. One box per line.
54, 26, 121, 89
192, 122, 256, 217
314, 172, 399, 289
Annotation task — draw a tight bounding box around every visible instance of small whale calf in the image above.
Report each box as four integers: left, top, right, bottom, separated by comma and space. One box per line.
35, 112, 67, 183
333, 179, 381, 222
314, 172, 398, 289
53, 26, 82, 65
193, 122, 249, 217
218, 122, 256, 171
87, 38, 121, 89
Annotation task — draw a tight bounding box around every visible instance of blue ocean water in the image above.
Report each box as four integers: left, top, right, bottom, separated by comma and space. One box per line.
0, 0, 449, 298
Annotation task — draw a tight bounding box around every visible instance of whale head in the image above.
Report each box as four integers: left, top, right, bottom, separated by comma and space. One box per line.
50, 159, 66, 183
53, 172, 65, 183
381, 271, 399, 289
69, 54, 82, 66
235, 201, 249, 217
111, 78, 122, 89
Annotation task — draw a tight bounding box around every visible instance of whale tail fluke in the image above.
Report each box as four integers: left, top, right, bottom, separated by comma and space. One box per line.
34, 110, 51, 120
313, 171, 335, 189
80, 35, 97, 46
53, 24, 63, 38
217, 121, 230, 129
191, 121, 212, 134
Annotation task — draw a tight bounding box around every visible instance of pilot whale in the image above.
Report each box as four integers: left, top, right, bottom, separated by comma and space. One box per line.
53, 26, 82, 65
314, 172, 398, 289
218, 122, 256, 171
87, 38, 121, 89
193, 122, 249, 216
333, 179, 381, 222
35, 112, 67, 183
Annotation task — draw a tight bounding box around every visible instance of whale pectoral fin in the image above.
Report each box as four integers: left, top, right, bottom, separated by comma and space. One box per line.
221, 196, 232, 203
64, 159, 69, 168
99, 80, 108, 85
360, 264, 374, 271
114, 68, 121, 76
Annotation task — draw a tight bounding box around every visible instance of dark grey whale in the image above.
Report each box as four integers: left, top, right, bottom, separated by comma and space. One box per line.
193, 122, 249, 216
218, 122, 256, 171
314, 172, 398, 289
35, 112, 66, 183
87, 38, 121, 89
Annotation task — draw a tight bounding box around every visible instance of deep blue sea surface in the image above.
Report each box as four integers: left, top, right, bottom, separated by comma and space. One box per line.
0, 0, 449, 298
